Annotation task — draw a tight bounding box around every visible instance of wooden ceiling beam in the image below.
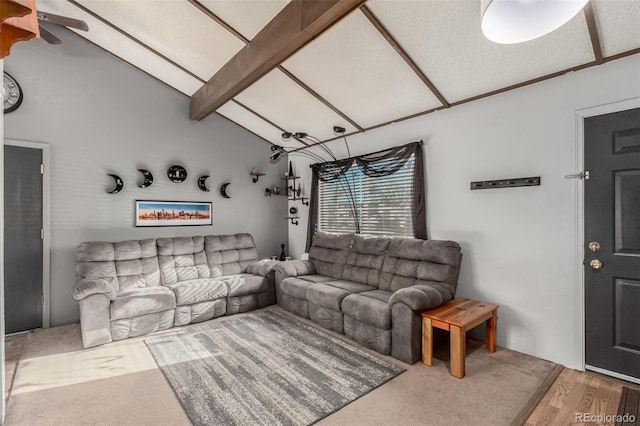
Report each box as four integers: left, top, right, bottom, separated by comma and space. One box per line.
189, 0, 367, 121
187, 0, 365, 131
583, 2, 603, 65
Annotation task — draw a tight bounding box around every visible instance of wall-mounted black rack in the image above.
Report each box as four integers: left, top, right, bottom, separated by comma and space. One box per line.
470, 176, 540, 190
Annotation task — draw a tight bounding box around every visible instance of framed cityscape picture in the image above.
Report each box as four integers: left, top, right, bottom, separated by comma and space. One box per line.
135, 200, 212, 227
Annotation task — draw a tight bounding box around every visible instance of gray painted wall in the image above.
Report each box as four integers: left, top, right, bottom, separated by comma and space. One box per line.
4, 26, 288, 327
288, 54, 640, 369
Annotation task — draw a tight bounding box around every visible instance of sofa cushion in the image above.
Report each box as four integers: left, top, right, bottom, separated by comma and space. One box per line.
380, 239, 461, 293
166, 278, 227, 306
205, 234, 259, 276
76, 239, 160, 293
298, 275, 334, 283
323, 279, 376, 294
280, 277, 315, 300
221, 274, 269, 298
358, 289, 392, 303
342, 292, 392, 330
110, 286, 176, 320
309, 232, 353, 280
341, 234, 390, 287
157, 236, 205, 256
307, 284, 350, 311
158, 236, 210, 285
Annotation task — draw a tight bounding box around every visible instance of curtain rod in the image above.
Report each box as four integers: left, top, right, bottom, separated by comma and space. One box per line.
304, 140, 423, 168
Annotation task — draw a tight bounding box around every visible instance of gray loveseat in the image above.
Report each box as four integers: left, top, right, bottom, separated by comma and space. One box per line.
73, 233, 277, 348
274, 232, 462, 364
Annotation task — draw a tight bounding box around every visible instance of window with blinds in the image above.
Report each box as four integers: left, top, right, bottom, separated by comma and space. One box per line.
318, 155, 415, 237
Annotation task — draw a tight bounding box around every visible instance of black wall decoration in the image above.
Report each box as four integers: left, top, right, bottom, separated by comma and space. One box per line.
220, 182, 231, 198
198, 175, 211, 192
470, 176, 540, 190
167, 165, 187, 182
137, 169, 153, 188
106, 173, 124, 194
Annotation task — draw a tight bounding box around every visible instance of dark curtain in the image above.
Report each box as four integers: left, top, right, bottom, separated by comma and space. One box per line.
306, 141, 426, 251
305, 172, 319, 252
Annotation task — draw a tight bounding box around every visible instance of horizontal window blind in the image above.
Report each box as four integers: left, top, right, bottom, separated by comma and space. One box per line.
318, 155, 415, 237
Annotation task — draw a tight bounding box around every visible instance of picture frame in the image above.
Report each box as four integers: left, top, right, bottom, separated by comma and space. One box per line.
135, 200, 212, 227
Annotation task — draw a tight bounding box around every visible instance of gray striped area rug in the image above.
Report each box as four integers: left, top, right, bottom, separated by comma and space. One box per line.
145, 309, 404, 426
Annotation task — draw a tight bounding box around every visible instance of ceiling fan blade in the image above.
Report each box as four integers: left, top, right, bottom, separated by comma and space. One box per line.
38, 24, 62, 44
37, 11, 88, 31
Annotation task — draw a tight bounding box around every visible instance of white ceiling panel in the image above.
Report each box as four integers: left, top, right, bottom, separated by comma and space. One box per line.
283, 10, 443, 128
235, 69, 359, 141
592, 0, 640, 57
72, 0, 245, 80
198, 0, 290, 41
36, 0, 203, 96
367, 0, 595, 103
216, 101, 306, 149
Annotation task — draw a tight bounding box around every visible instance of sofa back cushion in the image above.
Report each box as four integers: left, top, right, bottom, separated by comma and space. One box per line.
309, 232, 353, 280
75, 239, 160, 293
380, 239, 462, 294
204, 233, 259, 276
342, 234, 391, 287
157, 236, 210, 285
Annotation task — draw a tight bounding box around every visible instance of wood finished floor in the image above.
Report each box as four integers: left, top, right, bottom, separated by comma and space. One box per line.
525, 368, 640, 425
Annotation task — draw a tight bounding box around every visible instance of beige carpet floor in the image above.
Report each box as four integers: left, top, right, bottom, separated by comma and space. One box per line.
4, 306, 556, 426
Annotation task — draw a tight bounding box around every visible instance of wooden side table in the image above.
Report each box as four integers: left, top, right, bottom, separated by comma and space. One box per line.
421, 298, 498, 379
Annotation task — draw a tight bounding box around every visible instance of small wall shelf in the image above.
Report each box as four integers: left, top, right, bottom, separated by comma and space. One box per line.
250, 171, 265, 183
282, 176, 309, 205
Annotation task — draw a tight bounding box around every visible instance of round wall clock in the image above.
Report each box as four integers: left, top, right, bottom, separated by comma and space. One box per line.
167, 165, 187, 182
3, 72, 23, 114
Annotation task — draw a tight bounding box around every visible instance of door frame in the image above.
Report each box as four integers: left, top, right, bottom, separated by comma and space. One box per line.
4, 139, 51, 329
575, 97, 640, 384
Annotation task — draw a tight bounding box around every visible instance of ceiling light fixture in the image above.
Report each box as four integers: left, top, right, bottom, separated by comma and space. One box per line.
271, 127, 359, 232
270, 144, 285, 162
481, 0, 589, 44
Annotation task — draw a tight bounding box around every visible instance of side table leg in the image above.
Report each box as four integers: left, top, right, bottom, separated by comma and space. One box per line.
450, 325, 466, 379
422, 317, 433, 366
486, 310, 497, 353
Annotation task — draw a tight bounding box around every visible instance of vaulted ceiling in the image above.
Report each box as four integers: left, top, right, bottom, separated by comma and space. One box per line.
35, 0, 640, 151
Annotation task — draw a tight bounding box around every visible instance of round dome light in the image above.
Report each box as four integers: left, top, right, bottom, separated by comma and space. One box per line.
481, 0, 589, 44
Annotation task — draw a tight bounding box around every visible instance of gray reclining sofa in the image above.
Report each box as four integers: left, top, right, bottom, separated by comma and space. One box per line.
73, 234, 277, 348
274, 232, 462, 364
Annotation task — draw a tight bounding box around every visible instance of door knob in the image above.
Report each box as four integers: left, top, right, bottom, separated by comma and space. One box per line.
589, 259, 603, 270
588, 241, 600, 252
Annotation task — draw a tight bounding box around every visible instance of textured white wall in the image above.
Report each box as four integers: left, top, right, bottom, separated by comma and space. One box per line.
288, 54, 640, 369
4, 26, 288, 327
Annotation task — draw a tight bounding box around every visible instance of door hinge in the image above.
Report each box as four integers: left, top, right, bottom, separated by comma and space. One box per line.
40, 163, 44, 175
41, 294, 44, 305
564, 171, 589, 180
41, 229, 44, 240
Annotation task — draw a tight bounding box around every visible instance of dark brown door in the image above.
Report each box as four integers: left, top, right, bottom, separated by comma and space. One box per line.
584, 107, 640, 380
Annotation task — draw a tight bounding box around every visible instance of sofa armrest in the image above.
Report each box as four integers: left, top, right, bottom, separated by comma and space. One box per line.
245, 259, 280, 277
73, 278, 116, 301
388, 283, 451, 312
273, 260, 316, 278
